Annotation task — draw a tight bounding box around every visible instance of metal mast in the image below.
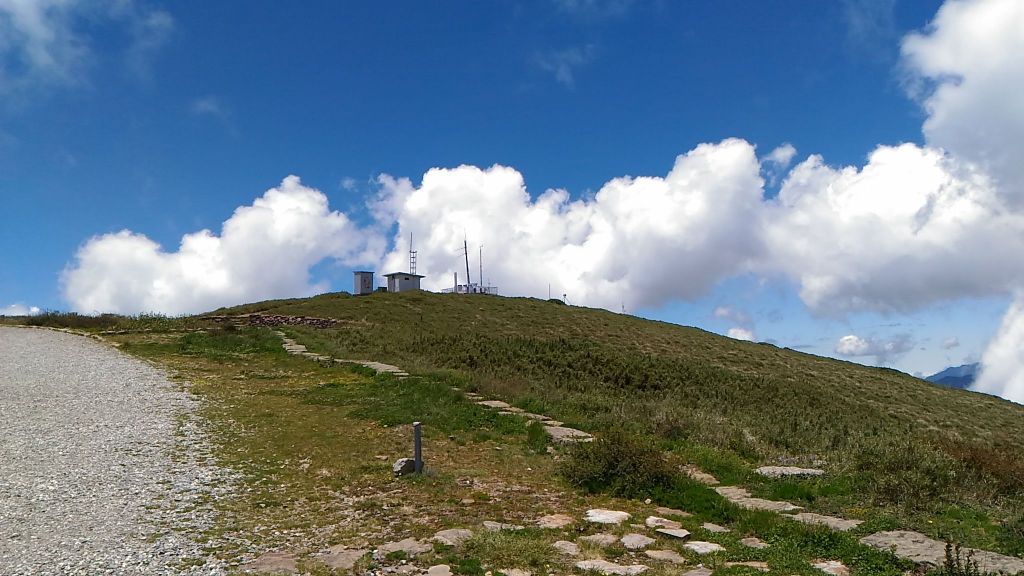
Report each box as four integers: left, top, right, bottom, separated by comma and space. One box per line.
463, 238, 472, 286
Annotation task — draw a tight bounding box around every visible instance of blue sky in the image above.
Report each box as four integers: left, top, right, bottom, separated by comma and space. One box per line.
3, 0, 1024, 399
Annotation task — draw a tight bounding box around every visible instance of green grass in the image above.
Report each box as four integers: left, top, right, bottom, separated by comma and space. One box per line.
207, 290, 1024, 555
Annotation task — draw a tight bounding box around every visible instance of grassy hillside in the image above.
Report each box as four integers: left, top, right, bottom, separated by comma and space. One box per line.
213, 290, 1024, 554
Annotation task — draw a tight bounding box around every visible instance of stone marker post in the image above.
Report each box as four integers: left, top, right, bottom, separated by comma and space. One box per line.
413, 421, 423, 473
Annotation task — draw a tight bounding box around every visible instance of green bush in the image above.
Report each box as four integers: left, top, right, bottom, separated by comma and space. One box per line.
559, 428, 676, 498
849, 436, 964, 511
525, 421, 549, 454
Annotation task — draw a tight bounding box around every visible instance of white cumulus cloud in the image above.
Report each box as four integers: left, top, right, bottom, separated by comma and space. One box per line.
974, 294, 1024, 403
62, 176, 381, 315
373, 138, 765, 311
835, 333, 914, 365
1, 303, 40, 316
727, 327, 755, 341
903, 0, 1024, 207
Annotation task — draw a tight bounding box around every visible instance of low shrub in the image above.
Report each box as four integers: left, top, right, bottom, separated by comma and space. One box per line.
848, 436, 964, 511
559, 428, 676, 498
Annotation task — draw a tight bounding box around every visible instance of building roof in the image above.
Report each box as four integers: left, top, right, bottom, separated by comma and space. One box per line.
353, 270, 375, 274
383, 272, 425, 278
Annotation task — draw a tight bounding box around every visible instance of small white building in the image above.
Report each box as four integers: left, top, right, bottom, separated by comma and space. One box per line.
353, 271, 375, 295
383, 272, 424, 293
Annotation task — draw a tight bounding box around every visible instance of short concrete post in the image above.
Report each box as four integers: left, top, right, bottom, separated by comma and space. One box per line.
413, 421, 423, 473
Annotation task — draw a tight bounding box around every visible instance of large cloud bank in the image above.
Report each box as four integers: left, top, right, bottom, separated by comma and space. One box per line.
62, 0, 1024, 403
63, 176, 379, 316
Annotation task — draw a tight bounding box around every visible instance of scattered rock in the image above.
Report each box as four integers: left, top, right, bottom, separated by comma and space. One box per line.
683, 541, 726, 555
715, 485, 802, 513
536, 513, 574, 529
740, 537, 769, 549
579, 533, 619, 547
701, 522, 730, 533
243, 552, 299, 574
726, 561, 770, 571
575, 559, 649, 575
620, 533, 656, 550
545, 425, 594, 444
552, 540, 580, 556
483, 520, 524, 531
654, 506, 691, 518
682, 464, 719, 485
785, 513, 863, 532
392, 565, 420, 575
654, 528, 691, 540
811, 559, 850, 576
377, 538, 432, 558
500, 570, 531, 576
321, 546, 369, 570
427, 565, 454, 576
432, 528, 473, 546
756, 465, 825, 478
644, 516, 681, 529
682, 568, 713, 576
644, 549, 686, 564
859, 531, 1024, 574
585, 509, 631, 524
393, 458, 417, 476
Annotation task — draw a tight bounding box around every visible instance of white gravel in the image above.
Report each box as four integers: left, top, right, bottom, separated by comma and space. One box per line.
0, 327, 235, 575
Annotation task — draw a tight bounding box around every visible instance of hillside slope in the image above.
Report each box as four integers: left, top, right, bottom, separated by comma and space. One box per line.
214, 290, 1024, 454
212, 290, 1024, 555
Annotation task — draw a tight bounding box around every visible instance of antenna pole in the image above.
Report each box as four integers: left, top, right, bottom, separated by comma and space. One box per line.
479, 245, 483, 290
464, 238, 472, 287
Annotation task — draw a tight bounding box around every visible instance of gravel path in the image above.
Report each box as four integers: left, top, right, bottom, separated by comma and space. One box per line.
0, 327, 233, 575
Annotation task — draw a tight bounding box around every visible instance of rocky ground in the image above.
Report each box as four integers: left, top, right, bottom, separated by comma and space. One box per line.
0, 327, 236, 575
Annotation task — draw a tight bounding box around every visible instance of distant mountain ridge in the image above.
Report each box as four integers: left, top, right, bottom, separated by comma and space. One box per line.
926, 363, 979, 389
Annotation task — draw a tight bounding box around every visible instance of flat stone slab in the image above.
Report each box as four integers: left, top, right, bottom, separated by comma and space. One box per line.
536, 513, 574, 529
715, 486, 803, 512
432, 528, 473, 546
585, 508, 631, 524
683, 464, 719, 485
376, 537, 432, 558
545, 425, 593, 444
756, 465, 824, 478
575, 559, 649, 575
321, 546, 369, 570
579, 533, 619, 546
644, 549, 686, 564
552, 540, 580, 556
860, 531, 1024, 574
701, 522, 730, 533
654, 506, 691, 518
483, 520, 524, 531
655, 528, 691, 540
243, 552, 298, 574
812, 560, 850, 575
683, 541, 726, 555
621, 533, 656, 550
682, 569, 713, 576
477, 400, 511, 409
786, 513, 863, 532
727, 561, 770, 571
427, 566, 453, 576
645, 516, 681, 529
740, 537, 769, 549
